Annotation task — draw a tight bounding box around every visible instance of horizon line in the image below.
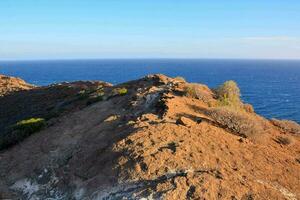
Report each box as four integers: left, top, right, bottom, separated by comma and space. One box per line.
1, 57, 300, 62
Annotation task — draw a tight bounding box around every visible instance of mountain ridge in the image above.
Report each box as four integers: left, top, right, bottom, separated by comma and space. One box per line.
0, 74, 299, 199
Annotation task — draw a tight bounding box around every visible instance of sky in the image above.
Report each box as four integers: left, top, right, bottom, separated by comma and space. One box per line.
0, 0, 300, 60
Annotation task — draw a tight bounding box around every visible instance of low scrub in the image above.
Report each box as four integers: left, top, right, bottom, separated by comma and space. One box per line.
205, 107, 264, 138
274, 135, 293, 145
183, 83, 213, 103
86, 89, 105, 105
271, 119, 300, 135
0, 118, 46, 150
112, 87, 128, 96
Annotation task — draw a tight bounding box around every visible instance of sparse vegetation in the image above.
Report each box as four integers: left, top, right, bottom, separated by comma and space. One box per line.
275, 135, 292, 145
86, 95, 104, 105
86, 88, 105, 105
183, 83, 213, 103
243, 104, 255, 113
215, 80, 242, 108
271, 119, 300, 135
77, 90, 90, 100
112, 87, 128, 96
118, 88, 128, 95
205, 107, 264, 138
0, 118, 46, 150
13, 118, 46, 133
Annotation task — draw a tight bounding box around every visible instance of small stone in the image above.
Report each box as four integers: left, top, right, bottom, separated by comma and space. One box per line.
176, 116, 195, 127
126, 120, 136, 125
104, 115, 119, 122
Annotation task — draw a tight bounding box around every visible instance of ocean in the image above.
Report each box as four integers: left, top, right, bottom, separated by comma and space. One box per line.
0, 59, 299, 123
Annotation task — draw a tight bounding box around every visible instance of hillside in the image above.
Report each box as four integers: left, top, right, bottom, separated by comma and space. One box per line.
0, 74, 35, 96
0, 79, 111, 135
0, 74, 299, 200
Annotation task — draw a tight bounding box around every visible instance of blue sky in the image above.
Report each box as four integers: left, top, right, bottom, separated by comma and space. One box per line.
0, 0, 300, 60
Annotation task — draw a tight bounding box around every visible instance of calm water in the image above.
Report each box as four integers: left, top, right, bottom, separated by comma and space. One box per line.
0, 59, 300, 122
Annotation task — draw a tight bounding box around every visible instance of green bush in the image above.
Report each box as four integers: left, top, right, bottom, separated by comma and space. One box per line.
118, 88, 128, 95
13, 118, 46, 132
0, 118, 46, 150
112, 87, 128, 96
215, 80, 242, 107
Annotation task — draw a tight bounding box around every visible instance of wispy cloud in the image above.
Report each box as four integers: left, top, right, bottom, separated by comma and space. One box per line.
242, 36, 299, 42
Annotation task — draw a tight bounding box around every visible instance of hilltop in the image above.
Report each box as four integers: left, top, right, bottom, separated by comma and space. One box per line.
0, 74, 299, 200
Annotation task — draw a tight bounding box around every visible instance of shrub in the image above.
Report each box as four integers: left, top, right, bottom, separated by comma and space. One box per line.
112, 87, 128, 96
0, 118, 46, 150
183, 83, 213, 103
215, 80, 242, 107
205, 107, 264, 138
13, 118, 46, 133
270, 119, 300, 135
274, 136, 292, 145
118, 88, 128, 95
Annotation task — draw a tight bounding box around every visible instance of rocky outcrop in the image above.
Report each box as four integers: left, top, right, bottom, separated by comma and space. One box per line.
0, 74, 299, 199
0, 74, 35, 96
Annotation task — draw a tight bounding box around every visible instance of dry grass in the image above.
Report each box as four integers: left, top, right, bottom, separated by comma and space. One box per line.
271, 119, 300, 135
274, 135, 293, 145
205, 107, 265, 138
183, 83, 214, 104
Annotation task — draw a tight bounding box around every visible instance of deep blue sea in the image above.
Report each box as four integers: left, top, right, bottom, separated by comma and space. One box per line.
0, 59, 299, 123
